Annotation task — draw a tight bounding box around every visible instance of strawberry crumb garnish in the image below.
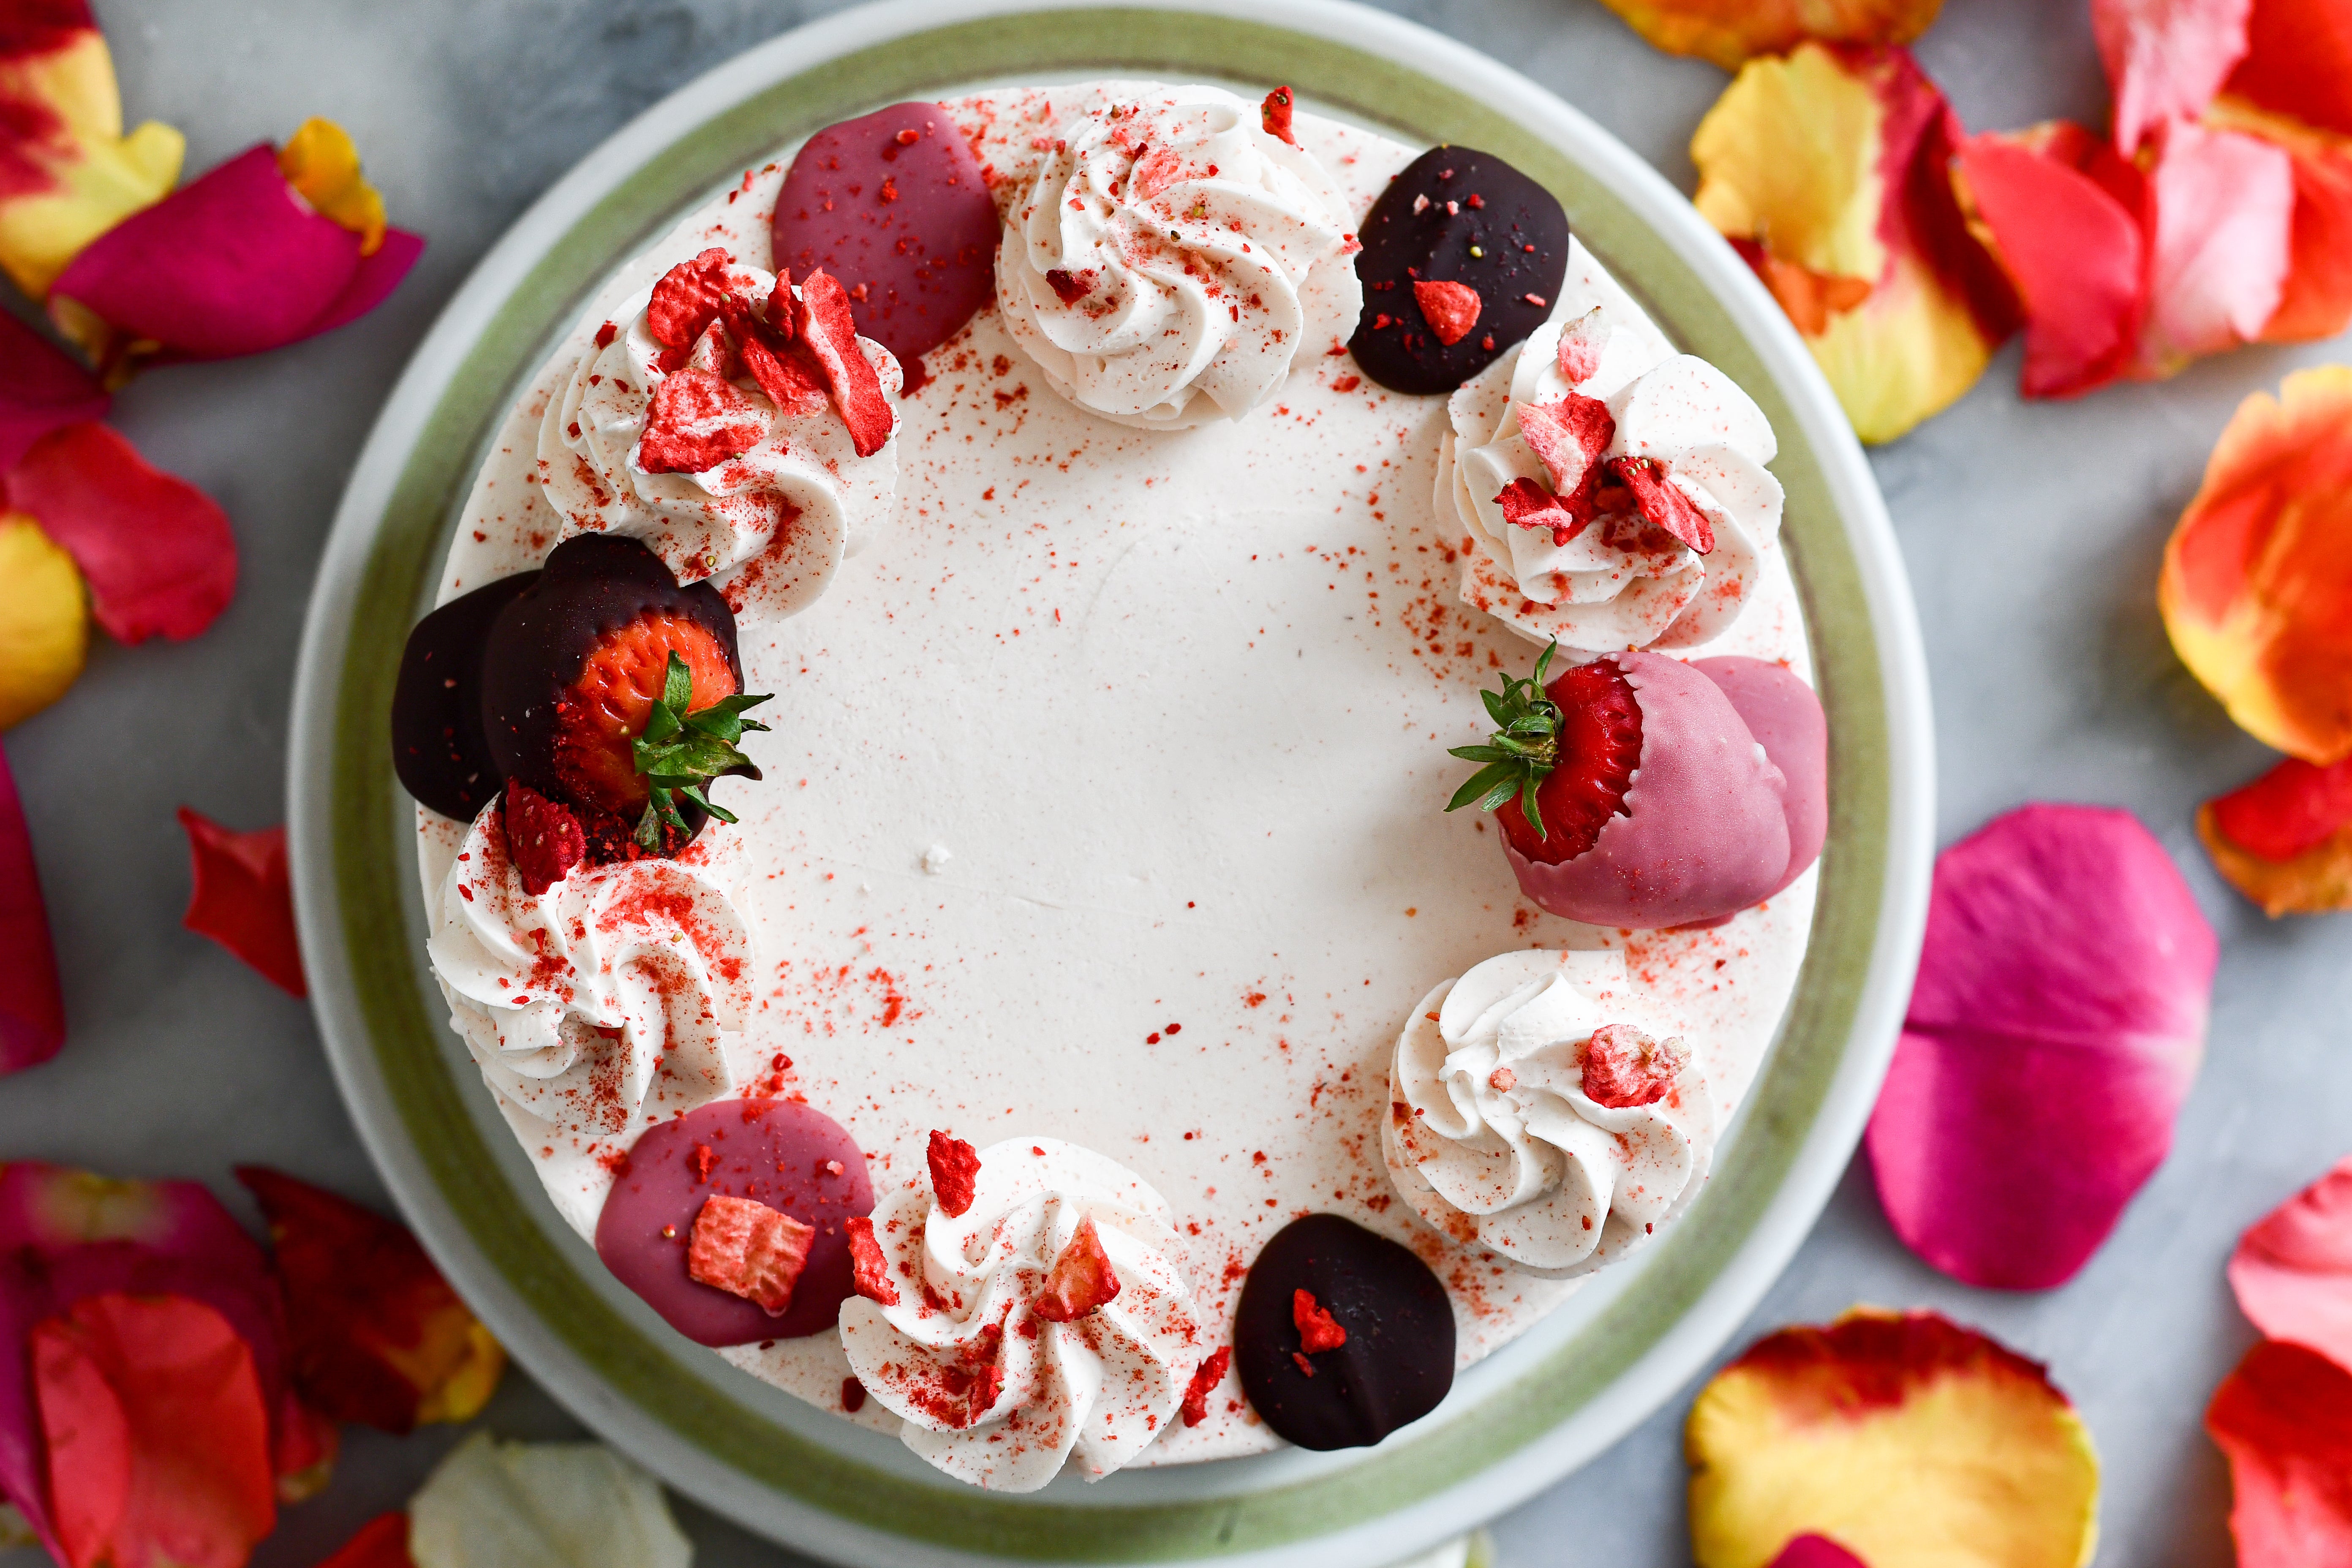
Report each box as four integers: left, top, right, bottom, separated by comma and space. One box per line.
1579, 1024, 1687, 1108
1411, 279, 1481, 347
691, 1143, 717, 1183
1494, 478, 1587, 547
846, 1215, 898, 1305
1515, 392, 1617, 539
1033, 1216, 1121, 1322
927, 1130, 981, 1218
646, 247, 737, 350
1043, 268, 1089, 305
1488, 1066, 1518, 1093
593, 321, 618, 349
1180, 1346, 1232, 1427
792, 269, 896, 457
842, 1375, 867, 1413
1260, 85, 1297, 145
1557, 306, 1607, 384
1292, 1350, 1317, 1377
1293, 1288, 1347, 1353
637, 362, 766, 474
1449, 646, 1643, 865
1611, 456, 1715, 554
686, 1193, 815, 1315
502, 780, 584, 896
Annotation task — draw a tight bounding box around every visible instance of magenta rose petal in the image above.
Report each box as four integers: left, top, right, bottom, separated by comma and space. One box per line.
302, 226, 424, 340
0, 747, 63, 1076
0, 312, 107, 472
1865, 803, 2218, 1289
2228, 1155, 2352, 1371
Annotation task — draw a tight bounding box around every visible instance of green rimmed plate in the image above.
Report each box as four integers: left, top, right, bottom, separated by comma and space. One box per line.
286, 2, 1933, 1562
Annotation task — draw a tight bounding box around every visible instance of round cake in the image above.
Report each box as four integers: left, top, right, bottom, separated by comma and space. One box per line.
394, 81, 1824, 1492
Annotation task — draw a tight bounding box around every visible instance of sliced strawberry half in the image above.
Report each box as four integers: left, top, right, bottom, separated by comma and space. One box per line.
1448, 645, 1643, 865
550, 608, 741, 818
793, 270, 896, 457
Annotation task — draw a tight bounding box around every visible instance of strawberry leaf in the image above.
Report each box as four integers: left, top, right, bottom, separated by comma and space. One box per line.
632, 651, 770, 849
1446, 642, 1563, 839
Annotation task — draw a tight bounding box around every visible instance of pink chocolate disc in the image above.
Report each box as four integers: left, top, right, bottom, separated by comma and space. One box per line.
594, 1097, 873, 1345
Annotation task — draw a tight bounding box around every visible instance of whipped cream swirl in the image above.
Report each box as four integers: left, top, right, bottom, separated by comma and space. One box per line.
1437, 264, 1782, 652
428, 799, 754, 1236
538, 262, 901, 607
838, 1137, 1202, 1492
997, 83, 1362, 428
1383, 950, 1716, 1277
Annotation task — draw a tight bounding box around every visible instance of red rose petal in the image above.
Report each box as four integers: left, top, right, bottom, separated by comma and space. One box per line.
2210, 753, 2352, 862
1611, 456, 1716, 554
793, 270, 895, 457
0, 310, 107, 472
1032, 1216, 1121, 1323
1866, 803, 2217, 1289
2206, 1339, 2352, 1564
2228, 1155, 2352, 1372
1292, 1288, 1347, 1353
2093, 0, 2253, 153
175, 808, 305, 997
686, 1193, 815, 1316
1180, 1346, 1231, 1428
846, 1216, 897, 1306
926, 1130, 980, 1219
1412, 278, 1482, 346
635, 365, 765, 476
8, 422, 234, 645
501, 781, 583, 897
0, 746, 63, 1076
316, 1513, 415, 1568
646, 248, 735, 351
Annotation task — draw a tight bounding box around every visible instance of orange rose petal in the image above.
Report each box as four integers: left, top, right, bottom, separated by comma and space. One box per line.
1595, 0, 1942, 70
235, 1167, 505, 1433
176, 808, 306, 996
2158, 366, 2352, 763
0, 513, 87, 731
2136, 119, 2294, 376
2226, 1154, 2352, 1369
277, 117, 387, 256
1686, 1309, 2100, 1568
2227, 0, 2352, 137
2206, 1340, 2352, 1565
2092, 0, 2252, 153
1693, 44, 2019, 444
2205, 98, 2352, 342
2197, 753, 2352, 913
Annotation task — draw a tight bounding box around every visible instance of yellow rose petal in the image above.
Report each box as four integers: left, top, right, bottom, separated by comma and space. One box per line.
0, 27, 183, 299
0, 514, 89, 729
278, 117, 387, 256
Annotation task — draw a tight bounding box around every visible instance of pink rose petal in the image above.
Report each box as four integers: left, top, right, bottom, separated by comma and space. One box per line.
0, 310, 107, 472
7, 422, 235, 644
2228, 1155, 2352, 1371
2137, 120, 2295, 375
1866, 803, 2218, 1290
2093, 0, 2253, 152
1769, 1537, 1871, 1568
304, 226, 423, 339
0, 745, 62, 1075
175, 809, 304, 996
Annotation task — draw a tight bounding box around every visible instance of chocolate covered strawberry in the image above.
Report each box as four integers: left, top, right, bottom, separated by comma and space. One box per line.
1447, 645, 1823, 928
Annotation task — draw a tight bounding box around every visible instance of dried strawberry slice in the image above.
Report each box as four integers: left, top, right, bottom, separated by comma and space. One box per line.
1579, 1023, 1687, 1108
1033, 1216, 1121, 1322
792, 270, 896, 457
1412, 279, 1481, 346
637, 365, 766, 475
1609, 456, 1715, 555
846, 1216, 897, 1305
686, 1193, 815, 1315
1180, 1346, 1231, 1427
927, 1130, 980, 1218
646, 248, 735, 351
1494, 477, 1589, 548
1261, 85, 1297, 146
1292, 1288, 1347, 1353
502, 780, 583, 896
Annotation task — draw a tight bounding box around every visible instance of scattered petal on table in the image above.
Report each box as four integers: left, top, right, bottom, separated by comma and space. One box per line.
2136, 119, 2294, 376
236, 1168, 504, 1433
1952, 123, 2145, 397
1687, 1309, 2100, 1568
1692, 44, 2019, 444
406, 1433, 691, 1568
1866, 803, 2217, 1289
2197, 753, 2352, 914
317, 1514, 415, 1568
2158, 367, 2352, 764
6, 422, 234, 645
1593, 0, 1942, 70
2224, 0, 2352, 139
0, 744, 64, 1073
0, 0, 183, 300
2092, 0, 2251, 153
0, 514, 87, 732
0, 310, 109, 472
2206, 97, 2352, 343
32, 1292, 275, 1568
1769, 1537, 1872, 1568
276, 118, 386, 254
176, 809, 305, 997
2206, 1339, 2352, 1567
2227, 1155, 2352, 1369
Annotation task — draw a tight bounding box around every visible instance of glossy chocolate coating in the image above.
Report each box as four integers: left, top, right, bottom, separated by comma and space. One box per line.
1349, 146, 1570, 396
1234, 1213, 1454, 1450
390, 570, 537, 822
770, 101, 1001, 381
594, 1097, 874, 1345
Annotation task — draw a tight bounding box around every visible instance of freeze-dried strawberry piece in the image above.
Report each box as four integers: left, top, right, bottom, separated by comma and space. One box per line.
1043, 268, 1090, 305
1610, 456, 1715, 554
646, 247, 735, 351
1494, 477, 1590, 547
686, 1194, 815, 1316
1557, 306, 1610, 384
1579, 1023, 1687, 1108
1293, 1288, 1347, 1353
1180, 1346, 1232, 1427
927, 1130, 980, 1218
1413, 279, 1482, 346
1033, 1217, 1121, 1322
792, 270, 896, 457
1262, 85, 1297, 146
1517, 392, 1616, 511
846, 1216, 897, 1305
637, 365, 766, 475
737, 329, 829, 419
501, 780, 583, 896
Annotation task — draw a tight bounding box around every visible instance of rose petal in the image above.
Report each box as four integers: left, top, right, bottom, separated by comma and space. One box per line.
319, 1514, 414, 1568
2158, 366, 2352, 763
0, 311, 107, 472
1767, 1538, 1870, 1568
406, 1432, 691, 1568
1693, 44, 2019, 444
7, 422, 234, 644
2227, 1155, 2352, 1369
0, 744, 63, 1074
2226, 0, 2352, 136
1953, 125, 2146, 397
0, 513, 87, 731
2093, 0, 2252, 152
234, 1167, 502, 1433
1595, 0, 1942, 69
277, 118, 386, 254
2206, 1340, 2352, 1565
303, 226, 423, 340
175, 808, 304, 997
0, 7, 183, 300
2135, 119, 2294, 376
2205, 99, 2352, 343
1866, 803, 2217, 1289
2198, 753, 2352, 914
1687, 1309, 2100, 1568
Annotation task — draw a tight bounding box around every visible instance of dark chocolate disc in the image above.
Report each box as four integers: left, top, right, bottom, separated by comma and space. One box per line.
390, 570, 537, 822
594, 1097, 874, 1345
770, 101, 1002, 382
1349, 146, 1570, 396
1234, 1213, 1454, 1450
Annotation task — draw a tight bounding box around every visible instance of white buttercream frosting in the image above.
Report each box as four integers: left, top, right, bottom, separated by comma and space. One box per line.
537, 263, 901, 605
1435, 250, 1782, 652
1383, 949, 1716, 1277
996, 82, 1362, 428
427, 798, 754, 1235
838, 1137, 1203, 1492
